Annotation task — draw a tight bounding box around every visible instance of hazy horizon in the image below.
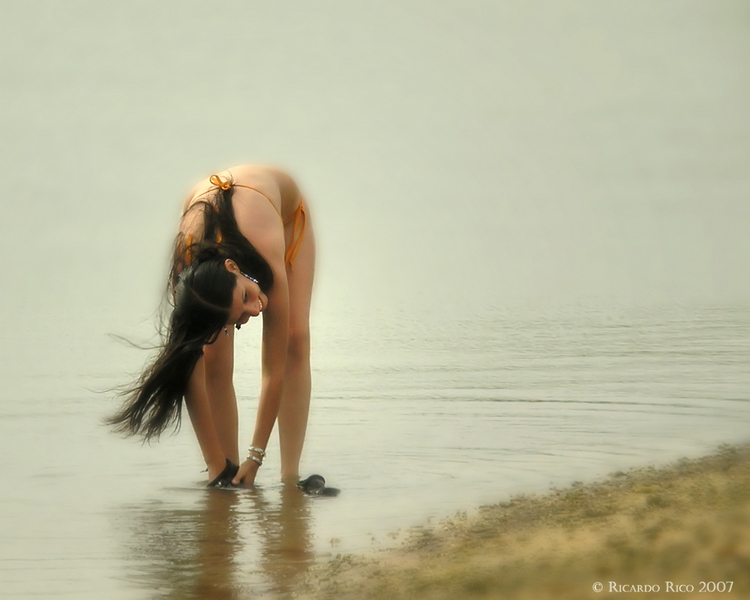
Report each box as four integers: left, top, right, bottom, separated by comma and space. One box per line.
1, 0, 749, 372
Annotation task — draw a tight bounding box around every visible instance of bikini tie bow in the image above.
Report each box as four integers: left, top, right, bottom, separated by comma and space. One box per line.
209, 174, 232, 190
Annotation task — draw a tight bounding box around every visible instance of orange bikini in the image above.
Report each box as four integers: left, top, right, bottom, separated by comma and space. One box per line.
209, 174, 307, 268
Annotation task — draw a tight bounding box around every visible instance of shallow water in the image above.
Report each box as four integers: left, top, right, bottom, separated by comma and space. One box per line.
1, 305, 749, 598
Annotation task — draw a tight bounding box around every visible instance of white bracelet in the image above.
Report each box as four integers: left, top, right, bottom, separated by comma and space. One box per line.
248, 446, 266, 458
247, 454, 263, 466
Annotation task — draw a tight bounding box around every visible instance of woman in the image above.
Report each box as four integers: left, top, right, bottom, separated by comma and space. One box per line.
109, 165, 315, 487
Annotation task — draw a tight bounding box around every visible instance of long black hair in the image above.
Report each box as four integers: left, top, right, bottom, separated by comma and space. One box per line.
107, 184, 274, 440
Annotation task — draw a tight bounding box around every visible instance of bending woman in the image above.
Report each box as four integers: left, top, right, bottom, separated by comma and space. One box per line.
109, 165, 314, 486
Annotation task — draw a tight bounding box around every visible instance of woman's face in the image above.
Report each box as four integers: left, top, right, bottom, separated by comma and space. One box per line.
224, 260, 268, 328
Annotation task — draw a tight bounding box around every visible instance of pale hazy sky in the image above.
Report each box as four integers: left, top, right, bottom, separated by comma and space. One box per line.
1, 0, 749, 347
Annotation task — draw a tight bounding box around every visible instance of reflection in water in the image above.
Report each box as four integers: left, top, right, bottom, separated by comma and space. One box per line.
250, 483, 316, 593
116, 483, 315, 599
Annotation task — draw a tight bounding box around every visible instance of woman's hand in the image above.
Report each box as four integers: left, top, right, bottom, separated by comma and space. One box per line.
232, 459, 260, 486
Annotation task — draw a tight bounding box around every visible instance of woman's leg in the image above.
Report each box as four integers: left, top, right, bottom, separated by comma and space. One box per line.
278, 208, 316, 481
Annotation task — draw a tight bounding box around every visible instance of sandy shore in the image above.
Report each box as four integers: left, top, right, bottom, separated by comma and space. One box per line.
290, 444, 750, 600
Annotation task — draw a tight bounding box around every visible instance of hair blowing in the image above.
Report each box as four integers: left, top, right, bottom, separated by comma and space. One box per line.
107, 185, 274, 440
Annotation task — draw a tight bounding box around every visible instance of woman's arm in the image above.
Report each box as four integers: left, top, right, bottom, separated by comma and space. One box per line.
232, 266, 290, 484
202, 326, 240, 464
230, 182, 291, 485
185, 356, 231, 481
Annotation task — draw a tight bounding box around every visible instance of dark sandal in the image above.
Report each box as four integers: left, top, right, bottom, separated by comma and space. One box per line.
207, 459, 239, 488
297, 474, 340, 497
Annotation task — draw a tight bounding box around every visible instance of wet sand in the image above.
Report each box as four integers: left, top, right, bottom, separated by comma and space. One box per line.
292, 444, 750, 600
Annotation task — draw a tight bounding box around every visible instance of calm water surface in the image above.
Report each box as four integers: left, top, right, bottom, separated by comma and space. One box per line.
1, 305, 748, 598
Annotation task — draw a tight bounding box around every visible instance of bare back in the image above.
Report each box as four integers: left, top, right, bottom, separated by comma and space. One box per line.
178, 165, 303, 270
